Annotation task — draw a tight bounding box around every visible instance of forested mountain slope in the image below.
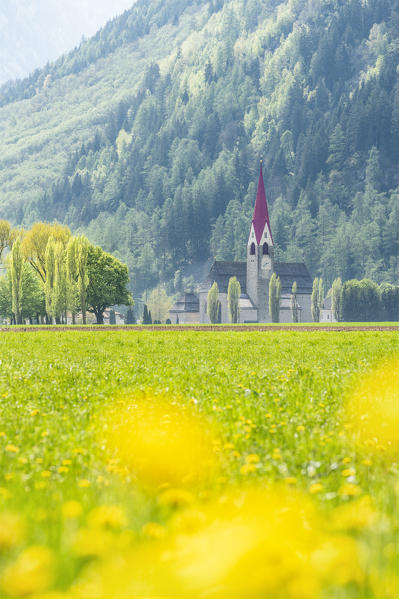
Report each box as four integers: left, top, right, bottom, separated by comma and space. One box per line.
0, 0, 398, 295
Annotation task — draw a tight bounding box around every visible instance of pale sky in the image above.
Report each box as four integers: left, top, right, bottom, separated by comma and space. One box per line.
0, 0, 136, 84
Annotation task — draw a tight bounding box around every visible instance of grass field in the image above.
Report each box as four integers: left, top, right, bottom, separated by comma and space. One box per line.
0, 330, 398, 597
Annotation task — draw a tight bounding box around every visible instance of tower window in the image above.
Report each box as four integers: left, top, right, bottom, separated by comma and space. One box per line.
250, 243, 256, 255
262, 242, 269, 255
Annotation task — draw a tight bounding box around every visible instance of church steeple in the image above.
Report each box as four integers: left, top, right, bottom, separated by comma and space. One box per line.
246, 162, 274, 322
252, 163, 273, 244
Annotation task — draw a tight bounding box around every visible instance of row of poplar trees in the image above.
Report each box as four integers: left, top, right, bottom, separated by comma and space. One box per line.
0, 220, 132, 325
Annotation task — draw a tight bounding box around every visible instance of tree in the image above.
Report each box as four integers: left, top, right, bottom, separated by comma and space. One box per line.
53, 241, 68, 323
341, 279, 381, 322
66, 236, 90, 324
10, 239, 24, 324
22, 223, 71, 284
147, 286, 173, 323
0, 220, 12, 260
380, 284, 399, 321
142, 304, 150, 324
269, 273, 281, 323
227, 276, 240, 323
290, 281, 299, 323
331, 277, 342, 322
125, 307, 136, 324
207, 282, 220, 324
86, 245, 133, 324
311, 277, 322, 322
45, 237, 56, 323
109, 309, 116, 325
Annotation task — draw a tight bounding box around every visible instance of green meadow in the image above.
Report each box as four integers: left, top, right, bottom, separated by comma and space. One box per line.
0, 330, 398, 597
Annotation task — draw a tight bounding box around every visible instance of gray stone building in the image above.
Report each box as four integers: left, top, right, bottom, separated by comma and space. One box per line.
170, 166, 313, 323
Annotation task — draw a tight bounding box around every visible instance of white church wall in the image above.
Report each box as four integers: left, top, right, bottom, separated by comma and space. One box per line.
297, 294, 312, 322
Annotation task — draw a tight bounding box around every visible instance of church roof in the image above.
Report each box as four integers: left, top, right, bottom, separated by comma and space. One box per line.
252, 164, 273, 244
275, 262, 313, 294
201, 260, 313, 295
200, 261, 247, 293
170, 292, 199, 314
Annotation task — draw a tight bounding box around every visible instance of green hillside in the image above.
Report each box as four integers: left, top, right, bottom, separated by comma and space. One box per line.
1, 0, 398, 295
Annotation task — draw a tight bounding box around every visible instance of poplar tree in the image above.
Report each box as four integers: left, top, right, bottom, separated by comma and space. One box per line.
207, 281, 220, 323
311, 277, 320, 322
45, 238, 56, 323
290, 281, 299, 323
66, 236, 90, 324
10, 238, 24, 325
53, 242, 68, 323
269, 273, 281, 323
331, 277, 342, 321
227, 276, 240, 323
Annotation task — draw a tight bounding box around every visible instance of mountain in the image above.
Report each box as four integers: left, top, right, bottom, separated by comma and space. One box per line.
0, 0, 398, 296
0, 0, 135, 85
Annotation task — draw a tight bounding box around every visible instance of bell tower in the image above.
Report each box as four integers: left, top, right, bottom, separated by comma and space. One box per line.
246, 163, 274, 322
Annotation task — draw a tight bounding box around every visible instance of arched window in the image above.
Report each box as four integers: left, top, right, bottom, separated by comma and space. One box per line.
250, 242, 256, 255
262, 242, 269, 255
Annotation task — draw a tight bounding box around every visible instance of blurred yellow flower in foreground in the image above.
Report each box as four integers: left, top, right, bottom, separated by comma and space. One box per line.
1, 546, 54, 597
105, 395, 217, 488
0, 511, 25, 550
72, 487, 361, 598
346, 358, 399, 453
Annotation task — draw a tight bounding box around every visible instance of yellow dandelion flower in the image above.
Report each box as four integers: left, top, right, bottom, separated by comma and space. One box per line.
88, 505, 126, 530
346, 358, 399, 454
245, 453, 260, 464
362, 458, 372, 466
309, 482, 324, 494
339, 483, 361, 497
30, 409, 40, 416
62, 459, 72, 466
78, 479, 90, 488
41, 470, 51, 478
17, 457, 27, 464
5, 444, 19, 453
0, 431, 5, 437
342, 457, 351, 464
285, 477, 297, 485
62, 501, 82, 519
159, 488, 195, 509
142, 522, 166, 540
240, 463, 257, 475
0, 512, 25, 550
1, 546, 54, 597
58, 466, 68, 474
5, 473, 15, 481
342, 468, 355, 477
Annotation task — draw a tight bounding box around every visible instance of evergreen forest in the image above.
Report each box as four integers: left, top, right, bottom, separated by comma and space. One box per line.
0, 0, 398, 297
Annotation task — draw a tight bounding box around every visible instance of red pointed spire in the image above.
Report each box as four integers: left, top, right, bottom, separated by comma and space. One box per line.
252, 162, 272, 244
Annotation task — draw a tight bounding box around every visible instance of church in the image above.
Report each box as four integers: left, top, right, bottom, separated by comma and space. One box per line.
169, 166, 313, 323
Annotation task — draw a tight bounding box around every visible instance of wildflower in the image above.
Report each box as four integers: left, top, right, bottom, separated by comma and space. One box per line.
41, 470, 52, 478
296, 425, 305, 432
78, 479, 90, 488
240, 463, 257, 475
1, 546, 54, 597
62, 501, 82, 519
105, 396, 217, 488
342, 468, 355, 477
346, 358, 399, 454
245, 453, 260, 464
142, 522, 166, 539
339, 483, 361, 497
0, 512, 25, 550
309, 483, 324, 494
159, 488, 195, 509
5, 444, 19, 453
88, 505, 126, 530
58, 466, 68, 474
